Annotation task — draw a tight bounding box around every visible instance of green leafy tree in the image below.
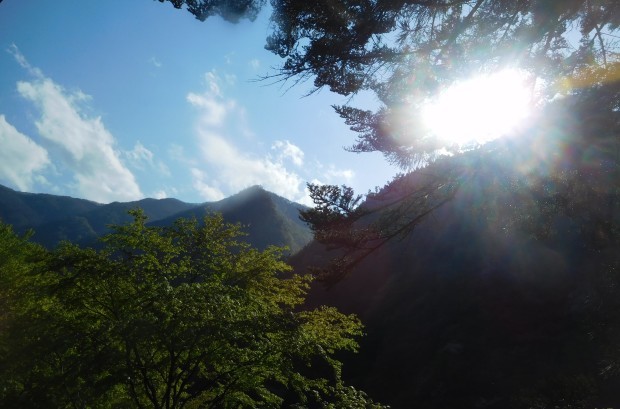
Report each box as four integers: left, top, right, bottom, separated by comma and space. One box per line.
0, 212, 386, 408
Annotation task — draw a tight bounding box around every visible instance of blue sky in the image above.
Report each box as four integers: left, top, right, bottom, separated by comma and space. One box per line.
0, 0, 395, 204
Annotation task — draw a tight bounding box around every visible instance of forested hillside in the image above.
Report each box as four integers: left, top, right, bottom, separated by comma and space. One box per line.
293, 95, 620, 408
0, 185, 312, 253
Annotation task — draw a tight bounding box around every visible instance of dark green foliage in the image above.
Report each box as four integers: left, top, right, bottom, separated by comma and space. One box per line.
152, 186, 313, 253
156, 0, 265, 23
292, 105, 620, 406
0, 211, 386, 408
300, 162, 461, 282
0, 184, 100, 232
0, 184, 312, 253
157, 0, 620, 277
265, 0, 619, 163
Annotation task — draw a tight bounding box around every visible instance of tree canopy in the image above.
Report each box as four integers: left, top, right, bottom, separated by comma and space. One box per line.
158, 0, 619, 278
0, 211, 386, 408
159, 0, 619, 161
150, 2, 620, 406
157, 0, 265, 23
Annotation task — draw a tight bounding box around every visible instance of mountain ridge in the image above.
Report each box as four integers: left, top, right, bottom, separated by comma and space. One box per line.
0, 184, 312, 253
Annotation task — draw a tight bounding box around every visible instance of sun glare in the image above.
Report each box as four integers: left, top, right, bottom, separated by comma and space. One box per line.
422, 69, 534, 148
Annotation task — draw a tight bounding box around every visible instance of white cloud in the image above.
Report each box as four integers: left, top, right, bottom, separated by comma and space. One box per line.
249, 59, 260, 70
191, 168, 225, 201
0, 115, 50, 191
186, 71, 236, 127
196, 130, 305, 200
204, 71, 222, 97
126, 141, 154, 165
312, 161, 356, 184
187, 71, 307, 202
13, 50, 142, 203
153, 190, 168, 199
186, 93, 231, 126
8, 44, 43, 78
149, 57, 162, 68
324, 166, 355, 182
125, 141, 171, 176
272, 140, 304, 166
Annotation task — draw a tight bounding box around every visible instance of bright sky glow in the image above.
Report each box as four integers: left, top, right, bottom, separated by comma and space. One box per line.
422, 69, 534, 147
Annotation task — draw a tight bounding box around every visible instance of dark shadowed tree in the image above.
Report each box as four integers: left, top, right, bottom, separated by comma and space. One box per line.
160, 0, 619, 158
157, 0, 620, 278
156, 0, 265, 22
264, 0, 620, 276
153, 2, 620, 407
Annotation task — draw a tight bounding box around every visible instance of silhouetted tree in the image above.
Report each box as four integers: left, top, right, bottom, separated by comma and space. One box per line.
156, 0, 265, 22
159, 0, 619, 278
161, 0, 618, 155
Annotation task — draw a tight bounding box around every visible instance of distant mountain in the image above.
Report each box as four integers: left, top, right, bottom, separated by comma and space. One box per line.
292, 140, 620, 408
153, 185, 312, 253
0, 184, 312, 253
0, 184, 101, 231
29, 197, 200, 249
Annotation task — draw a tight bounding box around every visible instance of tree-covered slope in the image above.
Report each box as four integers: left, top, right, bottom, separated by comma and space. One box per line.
292, 132, 620, 408
29, 198, 200, 248
0, 184, 312, 253
0, 184, 101, 232
153, 185, 313, 253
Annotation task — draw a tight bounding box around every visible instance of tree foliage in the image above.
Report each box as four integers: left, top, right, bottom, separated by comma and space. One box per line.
189, 0, 614, 165
299, 160, 462, 283
151, 3, 620, 405
156, 0, 265, 23
158, 0, 620, 279
158, 0, 620, 166
0, 211, 386, 408
265, 0, 620, 163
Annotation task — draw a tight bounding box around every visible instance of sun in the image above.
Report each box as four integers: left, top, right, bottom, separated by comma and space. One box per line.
421, 69, 534, 148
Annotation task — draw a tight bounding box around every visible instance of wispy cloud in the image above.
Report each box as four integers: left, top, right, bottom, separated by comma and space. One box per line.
186, 71, 235, 126
186, 92, 232, 126
126, 141, 154, 166
272, 140, 304, 166
125, 141, 171, 176
11, 46, 142, 203
187, 70, 307, 202
324, 165, 355, 182
197, 130, 304, 200
191, 168, 225, 201
149, 57, 162, 68
0, 115, 50, 191
8, 43, 43, 78
249, 58, 260, 70
153, 190, 168, 199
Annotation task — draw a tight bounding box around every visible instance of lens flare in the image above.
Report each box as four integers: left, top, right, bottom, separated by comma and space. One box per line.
422, 69, 534, 148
